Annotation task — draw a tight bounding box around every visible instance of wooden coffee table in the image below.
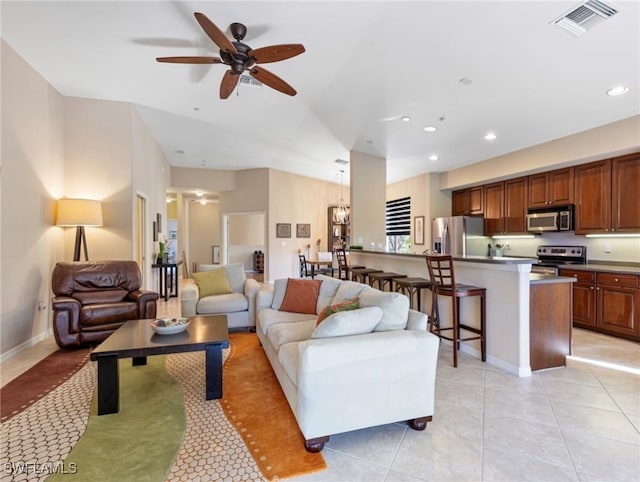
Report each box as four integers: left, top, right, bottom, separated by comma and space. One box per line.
90, 315, 229, 415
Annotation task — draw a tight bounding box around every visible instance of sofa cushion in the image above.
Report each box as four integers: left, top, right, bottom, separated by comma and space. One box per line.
266, 319, 316, 351
278, 342, 300, 386
311, 306, 383, 338
197, 292, 248, 314
192, 269, 233, 298
331, 280, 368, 304
74, 289, 128, 305
198, 263, 245, 293
258, 308, 317, 336
358, 289, 410, 331
316, 298, 359, 325
279, 279, 322, 314
270, 279, 289, 310
314, 275, 342, 313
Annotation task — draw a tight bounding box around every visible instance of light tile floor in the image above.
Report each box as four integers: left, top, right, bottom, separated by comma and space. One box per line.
2, 297, 639, 481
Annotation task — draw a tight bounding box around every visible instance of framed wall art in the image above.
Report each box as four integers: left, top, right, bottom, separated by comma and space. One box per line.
276, 223, 291, 238
156, 213, 162, 233
414, 216, 425, 245
296, 223, 310, 238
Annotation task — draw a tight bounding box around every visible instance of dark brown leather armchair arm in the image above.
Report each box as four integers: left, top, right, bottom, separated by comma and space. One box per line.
52, 296, 81, 348
127, 290, 159, 319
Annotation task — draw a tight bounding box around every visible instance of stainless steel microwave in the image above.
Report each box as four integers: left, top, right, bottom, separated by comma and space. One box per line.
526, 205, 574, 232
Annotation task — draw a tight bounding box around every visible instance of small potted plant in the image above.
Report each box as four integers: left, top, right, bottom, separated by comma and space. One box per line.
157, 239, 168, 264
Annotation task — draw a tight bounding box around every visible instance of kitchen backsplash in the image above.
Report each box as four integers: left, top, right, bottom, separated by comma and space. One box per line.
498, 232, 640, 264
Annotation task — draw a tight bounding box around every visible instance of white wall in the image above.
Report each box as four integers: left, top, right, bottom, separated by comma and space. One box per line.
440, 115, 640, 190
1, 43, 170, 357
1, 41, 65, 356
268, 169, 343, 281
350, 150, 386, 249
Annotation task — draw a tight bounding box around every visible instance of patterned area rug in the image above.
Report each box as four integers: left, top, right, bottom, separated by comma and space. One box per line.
0, 334, 326, 481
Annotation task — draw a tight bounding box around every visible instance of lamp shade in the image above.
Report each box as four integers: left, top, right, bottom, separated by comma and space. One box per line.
56, 199, 103, 227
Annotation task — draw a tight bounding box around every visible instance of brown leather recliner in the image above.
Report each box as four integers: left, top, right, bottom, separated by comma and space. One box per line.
52, 260, 158, 348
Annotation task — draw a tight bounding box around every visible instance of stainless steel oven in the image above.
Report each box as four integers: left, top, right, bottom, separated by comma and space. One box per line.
532, 245, 587, 275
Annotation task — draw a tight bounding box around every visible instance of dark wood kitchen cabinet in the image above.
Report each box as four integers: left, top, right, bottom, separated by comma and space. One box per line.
483, 182, 504, 235
560, 268, 640, 341
483, 178, 527, 235
529, 281, 573, 370
504, 177, 528, 233
452, 187, 483, 216
574, 153, 640, 234
528, 167, 574, 208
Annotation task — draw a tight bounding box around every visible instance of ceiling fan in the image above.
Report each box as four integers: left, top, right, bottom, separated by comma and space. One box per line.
156, 12, 305, 99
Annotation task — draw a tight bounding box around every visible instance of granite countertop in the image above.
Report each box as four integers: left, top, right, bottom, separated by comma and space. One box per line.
354, 250, 535, 265
529, 274, 576, 285
557, 263, 640, 275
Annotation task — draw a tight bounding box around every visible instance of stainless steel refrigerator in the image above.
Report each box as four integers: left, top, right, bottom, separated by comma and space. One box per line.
431, 216, 488, 256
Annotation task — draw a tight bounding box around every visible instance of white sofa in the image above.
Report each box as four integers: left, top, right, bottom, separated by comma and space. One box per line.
180, 263, 261, 329
256, 274, 440, 452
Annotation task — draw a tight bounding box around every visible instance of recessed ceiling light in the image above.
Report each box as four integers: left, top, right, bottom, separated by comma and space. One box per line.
401, 116, 411, 122
424, 126, 437, 132
195, 191, 203, 197
428, 154, 439, 161
200, 199, 206, 205
484, 132, 497, 141
607, 85, 629, 96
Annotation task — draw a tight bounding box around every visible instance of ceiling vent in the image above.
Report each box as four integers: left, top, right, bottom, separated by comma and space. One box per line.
553, 0, 618, 36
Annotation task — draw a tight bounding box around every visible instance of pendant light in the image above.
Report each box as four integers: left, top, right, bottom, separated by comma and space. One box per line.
333, 170, 350, 225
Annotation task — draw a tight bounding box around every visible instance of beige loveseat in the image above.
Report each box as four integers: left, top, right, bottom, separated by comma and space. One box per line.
256, 274, 440, 452
180, 263, 260, 329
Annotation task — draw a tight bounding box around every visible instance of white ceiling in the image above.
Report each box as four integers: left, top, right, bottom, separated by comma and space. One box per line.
2, 1, 639, 185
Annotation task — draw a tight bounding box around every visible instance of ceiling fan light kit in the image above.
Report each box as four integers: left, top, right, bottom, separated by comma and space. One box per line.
156, 12, 305, 99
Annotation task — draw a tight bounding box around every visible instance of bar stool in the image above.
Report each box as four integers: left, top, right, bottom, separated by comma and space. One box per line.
350, 268, 382, 285
425, 255, 486, 368
368, 272, 407, 292
334, 249, 365, 280
395, 277, 432, 312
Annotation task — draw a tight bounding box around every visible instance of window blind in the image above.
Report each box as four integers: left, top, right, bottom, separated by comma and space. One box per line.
386, 197, 411, 236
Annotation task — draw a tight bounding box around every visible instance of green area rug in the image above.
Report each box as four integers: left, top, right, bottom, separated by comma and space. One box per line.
49, 356, 185, 481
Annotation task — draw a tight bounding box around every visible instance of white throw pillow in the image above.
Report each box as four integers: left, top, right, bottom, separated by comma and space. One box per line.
331, 280, 367, 304
311, 306, 383, 338
358, 289, 410, 331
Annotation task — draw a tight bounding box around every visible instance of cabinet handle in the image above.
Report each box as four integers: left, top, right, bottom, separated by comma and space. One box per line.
596, 287, 600, 291
605, 228, 609, 232
590, 286, 594, 290
614, 278, 619, 282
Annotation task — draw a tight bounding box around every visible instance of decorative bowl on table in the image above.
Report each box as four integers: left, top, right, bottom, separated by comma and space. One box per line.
150, 317, 190, 335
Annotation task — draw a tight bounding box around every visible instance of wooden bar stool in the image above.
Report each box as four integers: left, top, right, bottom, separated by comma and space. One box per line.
350, 268, 382, 284
425, 255, 486, 368
395, 277, 432, 312
367, 272, 407, 292
334, 249, 365, 280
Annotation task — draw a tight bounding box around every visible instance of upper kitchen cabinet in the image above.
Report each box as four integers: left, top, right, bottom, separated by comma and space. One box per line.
528, 167, 573, 208
452, 187, 483, 216
483, 182, 504, 235
575, 153, 640, 234
612, 152, 640, 233
483, 178, 528, 235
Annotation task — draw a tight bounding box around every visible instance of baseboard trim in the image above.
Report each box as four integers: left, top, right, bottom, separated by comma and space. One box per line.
0, 330, 53, 363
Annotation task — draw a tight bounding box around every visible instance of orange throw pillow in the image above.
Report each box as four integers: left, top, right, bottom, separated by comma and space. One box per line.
279, 278, 322, 314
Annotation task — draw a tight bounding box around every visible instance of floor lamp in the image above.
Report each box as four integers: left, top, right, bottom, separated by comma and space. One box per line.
56, 199, 104, 261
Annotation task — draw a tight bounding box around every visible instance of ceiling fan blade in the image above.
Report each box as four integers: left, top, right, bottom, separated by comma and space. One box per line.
194, 12, 237, 54
249, 44, 306, 64
156, 56, 222, 64
220, 70, 240, 99
249, 66, 297, 96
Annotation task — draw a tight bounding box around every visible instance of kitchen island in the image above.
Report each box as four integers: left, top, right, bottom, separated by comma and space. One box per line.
349, 250, 574, 376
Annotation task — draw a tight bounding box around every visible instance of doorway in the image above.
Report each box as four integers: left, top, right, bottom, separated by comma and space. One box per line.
222, 212, 266, 279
